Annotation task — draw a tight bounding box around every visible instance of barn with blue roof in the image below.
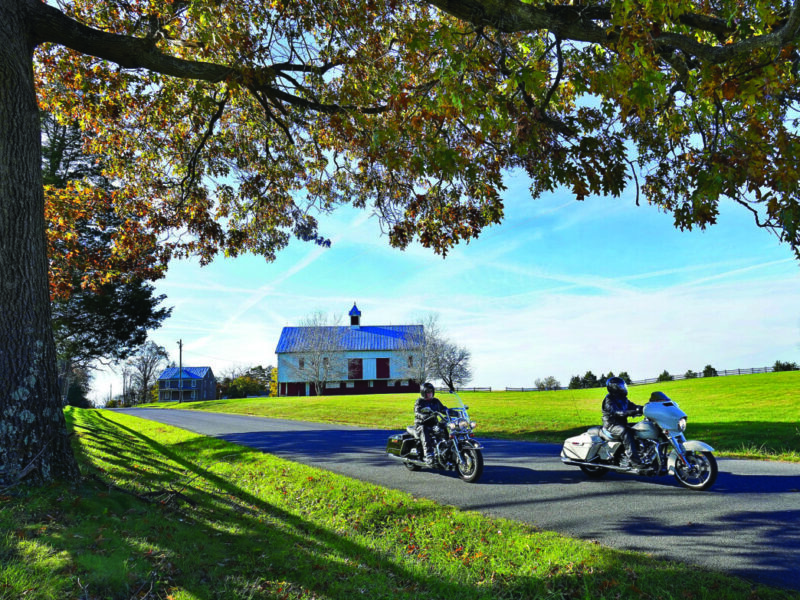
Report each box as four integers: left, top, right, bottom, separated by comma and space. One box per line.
157, 366, 217, 402
275, 303, 423, 396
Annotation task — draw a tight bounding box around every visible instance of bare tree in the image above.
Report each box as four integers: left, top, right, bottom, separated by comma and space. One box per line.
121, 365, 136, 407
535, 376, 561, 391
402, 313, 442, 385
126, 341, 169, 405
430, 341, 473, 392
218, 364, 250, 382
288, 312, 347, 396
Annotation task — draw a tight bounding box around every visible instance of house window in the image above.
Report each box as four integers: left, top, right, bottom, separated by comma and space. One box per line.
376, 358, 390, 379
298, 357, 305, 370
323, 357, 330, 370
348, 358, 363, 380
407, 356, 414, 368
192, 380, 197, 388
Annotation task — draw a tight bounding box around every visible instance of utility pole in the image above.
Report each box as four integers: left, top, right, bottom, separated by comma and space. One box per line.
177, 339, 183, 403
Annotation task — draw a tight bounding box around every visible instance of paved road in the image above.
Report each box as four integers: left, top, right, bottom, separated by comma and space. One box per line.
115, 408, 800, 592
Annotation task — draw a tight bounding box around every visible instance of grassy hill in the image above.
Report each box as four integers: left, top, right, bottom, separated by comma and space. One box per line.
2, 407, 798, 600
155, 371, 800, 461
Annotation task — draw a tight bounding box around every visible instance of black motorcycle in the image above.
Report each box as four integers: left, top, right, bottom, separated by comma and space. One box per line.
386, 392, 484, 483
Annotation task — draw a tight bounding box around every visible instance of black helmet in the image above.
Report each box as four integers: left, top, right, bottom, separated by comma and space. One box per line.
606, 376, 628, 397
420, 382, 435, 398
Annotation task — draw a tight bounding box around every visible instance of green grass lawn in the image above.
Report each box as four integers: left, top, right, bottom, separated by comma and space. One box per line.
2, 407, 798, 600
152, 371, 800, 461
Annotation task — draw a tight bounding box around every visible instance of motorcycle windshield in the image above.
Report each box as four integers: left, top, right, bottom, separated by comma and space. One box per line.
643, 400, 687, 430
449, 407, 468, 419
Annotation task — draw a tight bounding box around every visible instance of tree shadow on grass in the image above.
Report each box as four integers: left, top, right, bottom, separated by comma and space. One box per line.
60, 410, 618, 600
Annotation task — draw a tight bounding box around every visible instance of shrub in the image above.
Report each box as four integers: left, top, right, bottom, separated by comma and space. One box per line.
773, 360, 799, 372
582, 371, 599, 388
703, 364, 718, 377
657, 370, 674, 382
228, 375, 267, 398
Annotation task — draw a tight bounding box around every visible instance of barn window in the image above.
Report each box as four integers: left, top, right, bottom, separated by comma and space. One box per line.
377, 358, 390, 379
407, 356, 414, 368
348, 358, 363, 379
298, 357, 305, 370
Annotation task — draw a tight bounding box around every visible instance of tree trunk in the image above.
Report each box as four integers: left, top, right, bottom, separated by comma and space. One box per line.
0, 1, 80, 486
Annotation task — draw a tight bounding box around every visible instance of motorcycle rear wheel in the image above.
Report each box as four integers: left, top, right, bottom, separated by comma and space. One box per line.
579, 464, 609, 478
673, 451, 718, 491
457, 447, 484, 483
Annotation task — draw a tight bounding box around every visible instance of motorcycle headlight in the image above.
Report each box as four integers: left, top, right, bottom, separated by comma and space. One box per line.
470, 421, 477, 430
678, 417, 687, 432
447, 422, 456, 431
458, 418, 470, 430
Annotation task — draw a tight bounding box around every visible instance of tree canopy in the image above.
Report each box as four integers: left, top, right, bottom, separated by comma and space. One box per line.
2, 0, 800, 486
32, 0, 800, 262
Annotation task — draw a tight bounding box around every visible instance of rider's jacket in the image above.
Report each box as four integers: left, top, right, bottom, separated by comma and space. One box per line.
601, 394, 642, 428
414, 396, 449, 426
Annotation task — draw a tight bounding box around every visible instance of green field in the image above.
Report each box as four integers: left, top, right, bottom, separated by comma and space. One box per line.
2, 407, 798, 600
153, 371, 800, 461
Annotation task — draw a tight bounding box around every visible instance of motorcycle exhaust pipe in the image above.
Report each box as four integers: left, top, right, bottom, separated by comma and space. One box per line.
387, 454, 428, 468
561, 458, 638, 473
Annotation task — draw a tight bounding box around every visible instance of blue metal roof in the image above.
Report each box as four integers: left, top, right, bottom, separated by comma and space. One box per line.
275, 325, 422, 353
158, 366, 213, 380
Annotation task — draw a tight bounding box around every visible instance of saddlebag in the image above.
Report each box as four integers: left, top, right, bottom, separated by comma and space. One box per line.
386, 433, 416, 457
562, 432, 603, 461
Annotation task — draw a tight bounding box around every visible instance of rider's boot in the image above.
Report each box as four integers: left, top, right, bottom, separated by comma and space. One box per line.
626, 449, 646, 470
423, 446, 435, 467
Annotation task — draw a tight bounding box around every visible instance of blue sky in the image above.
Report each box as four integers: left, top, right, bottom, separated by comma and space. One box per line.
90, 170, 800, 402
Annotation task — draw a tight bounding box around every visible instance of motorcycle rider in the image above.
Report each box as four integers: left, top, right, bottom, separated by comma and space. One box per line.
414, 382, 450, 466
601, 376, 645, 469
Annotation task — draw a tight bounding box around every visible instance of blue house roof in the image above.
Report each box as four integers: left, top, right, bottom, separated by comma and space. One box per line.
275, 325, 422, 353
158, 366, 214, 380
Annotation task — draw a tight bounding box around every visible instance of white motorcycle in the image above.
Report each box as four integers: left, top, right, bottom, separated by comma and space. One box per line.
561, 391, 718, 491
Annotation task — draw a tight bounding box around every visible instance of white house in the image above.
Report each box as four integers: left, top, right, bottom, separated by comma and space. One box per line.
275, 304, 422, 396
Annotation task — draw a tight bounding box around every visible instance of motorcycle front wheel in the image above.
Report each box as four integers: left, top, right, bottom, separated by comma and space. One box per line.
673, 451, 718, 491
457, 447, 484, 483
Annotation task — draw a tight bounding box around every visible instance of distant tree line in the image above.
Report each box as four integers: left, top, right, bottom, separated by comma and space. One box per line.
547, 360, 796, 391
567, 371, 633, 390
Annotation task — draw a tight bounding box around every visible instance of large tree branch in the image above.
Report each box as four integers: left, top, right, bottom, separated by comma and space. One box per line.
25, 0, 382, 115
28, 0, 233, 81
423, 0, 800, 64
